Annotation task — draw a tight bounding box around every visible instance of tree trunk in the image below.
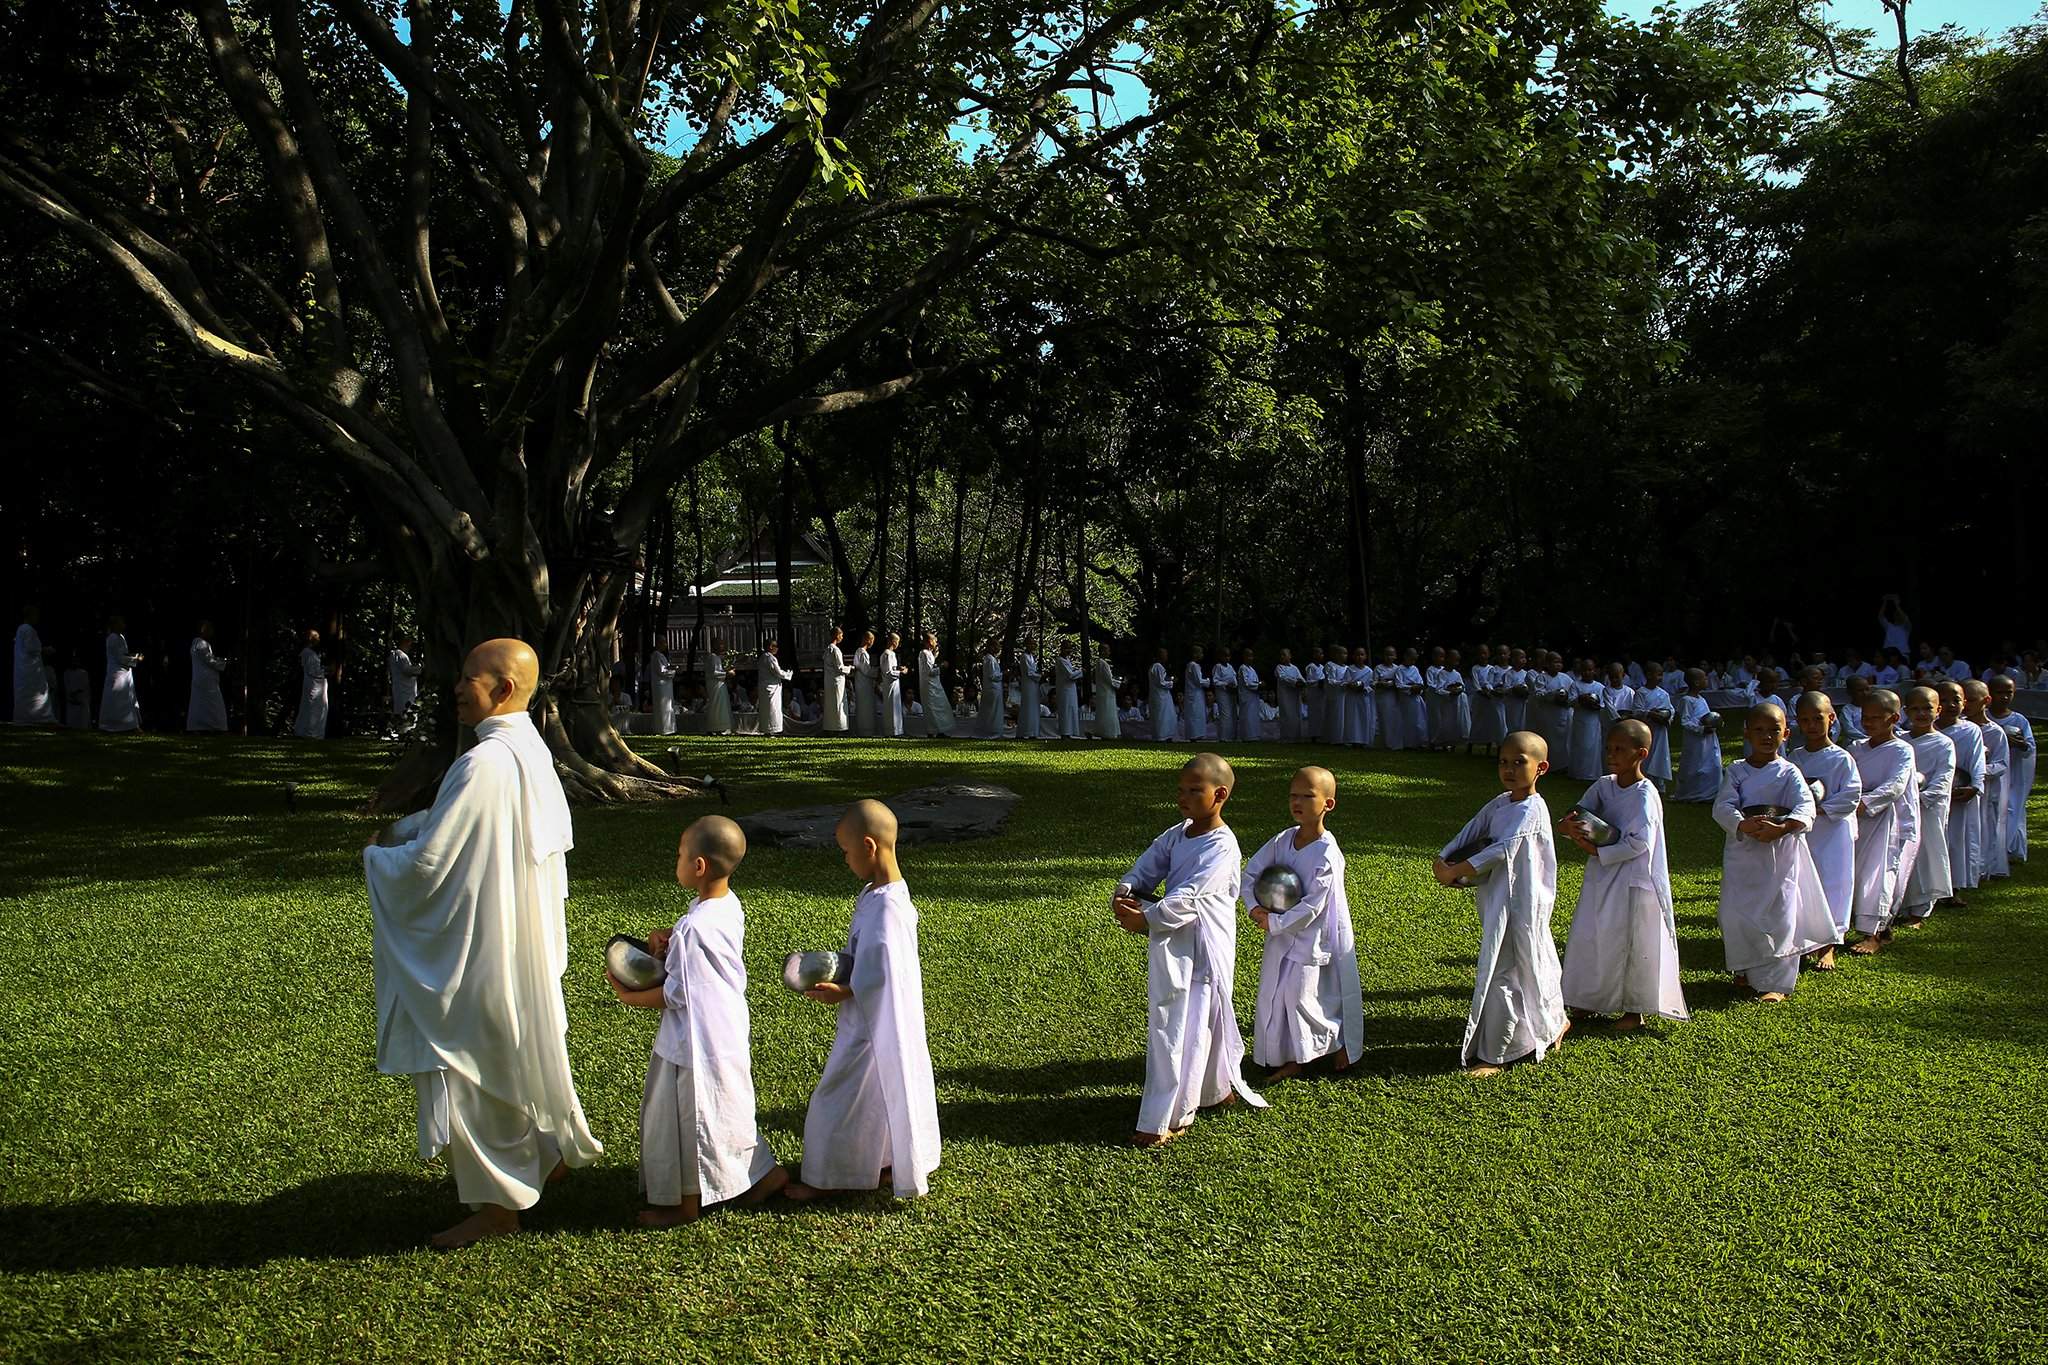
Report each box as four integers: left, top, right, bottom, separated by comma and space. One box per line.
786, 431, 866, 634
945, 466, 968, 673
775, 439, 796, 655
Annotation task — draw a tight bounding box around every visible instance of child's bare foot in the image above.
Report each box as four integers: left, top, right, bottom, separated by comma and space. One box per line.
1555, 1017, 1572, 1044
1463, 1063, 1504, 1078
1848, 936, 1882, 956
781, 1179, 825, 1202
1265, 1061, 1304, 1082
1756, 991, 1788, 1003
546, 1159, 569, 1185
739, 1165, 790, 1206
1938, 895, 1967, 909
430, 1205, 520, 1249
1202, 1092, 1240, 1110
1811, 946, 1837, 971
1613, 1013, 1643, 1032
1131, 1129, 1182, 1149
1328, 1048, 1352, 1073
1897, 914, 1927, 929
637, 1197, 701, 1228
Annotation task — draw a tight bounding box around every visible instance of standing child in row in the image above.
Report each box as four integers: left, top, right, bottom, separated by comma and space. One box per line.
1988, 676, 2033, 862
1895, 686, 1955, 927
1634, 662, 1675, 793
1433, 732, 1568, 1076
1846, 689, 1917, 956
1964, 680, 2010, 880
1113, 754, 1268, 1146
1674, 669, 1723, 803
785, 800, 942, 1200
1786, 692, 1862, 970
1712, 703, 1836, 1002
609, 816, 788, 1225
1935, 680, 1986, 905
1243, 766, 1364, 1080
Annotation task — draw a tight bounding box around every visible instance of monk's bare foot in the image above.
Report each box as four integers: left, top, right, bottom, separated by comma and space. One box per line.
1614, 1013, 1643, 1032
430, 1205, 519, 1249
637, 1198, 701, 1228
1567, 1008, 1594, 1022
781, 1180, 826, 1202
1131, 1129, 1181, 1149
1463, 1063, 1504, 1078
1757, 991, 1788, 1004
546, 1159, 569, 1185
1555, 1017, 1572, 1044
1328, 1049, 1352, 1073
1265, 1061, 1304, 1082
1203, 1092, 1240, 1111
1897, 915, 1927, 929
739, 1164, 790, 1206
1848, 936, 1882, 956
1812, 946, 1836, 971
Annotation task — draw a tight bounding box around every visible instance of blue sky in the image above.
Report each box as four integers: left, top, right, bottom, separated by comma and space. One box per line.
1604, 0, 2042, 37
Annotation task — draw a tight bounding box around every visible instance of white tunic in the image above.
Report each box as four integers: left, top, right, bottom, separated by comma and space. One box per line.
1179, 662, 1209, 741
1334, 663, 1364, 745
294, 645, 328, 739
1674, 695, 1722, 803
644, 892, 777, 1205
101, 631, 142, 732
1900, 730, 1956, 913
1119, 822, 1267, 1132
1566, 679, 1606, 780
1090, 659, 1120, 739
977, 655, 1005, 738
1785, 743, 1862, 936
1397, 664, 1427, 743
757, 654, 794, 734
701, 653, 733, 734
1441, 792, 1566, 1066
1941, 721, 1987, 891
1980, 720, 2011, 879
1712, 757, 1837, 991
1210, 663, 1237, 742
823, 644, 852, 732
852, 647, 877, 736
1633, 685, 1675, 782
12, 623, 54, 724
1018, 653, 1042, 739
1301, 662, 1324, 741
648, 650, 678, 735
1236, 664, 1262, 742
879, 649, 905, 736
1848, 737, 1915, 934
799, 880, 941, 1197
1147, 661, 1178, 742
1501, 666, 1530, 733
1056, 657, 1082, 737
1469, 665, 1505, 745
1991, 711, 2034, 861
363, 711, 601, 1207
388, 648, 423, 717
1241, 827, 1363, 1066
1559, 777, 1688, 1021
918, 648, 954, 736
187, 637, 229, 732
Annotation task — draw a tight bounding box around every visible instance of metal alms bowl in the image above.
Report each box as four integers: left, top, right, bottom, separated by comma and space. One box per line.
1254, 865, 1307, 912
782, 949, 852, 994
1442, 838, 1492, 888
1565, 804, 1621, 847
606, 934, 667, 991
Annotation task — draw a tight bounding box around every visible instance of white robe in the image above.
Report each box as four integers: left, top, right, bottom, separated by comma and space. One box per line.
1325, 664, 1353, 745
1273, 664, 1303, 742
1941, 721, 1987, 892
1848, 736, 1915, 934
363, 711, 601, 1208
799, 880, 941, 1198
1056, 657, 1083, 737
852, 647, 877, 736
1525, 671, 1567, 761
1713, 757, 1837, 993
1119, 822, 1266, 1133
1469, 665, 1505, 745
1147, 662, 1178, 742
1992, 711, 2033, 861
1566, 679, 1606, 780
918, 648, 954, 736
1675, 695, 1722, 803
977, 656, 1005, 738
1501, 667, 1530, 733
701, 653, 734, 734
187, 637, 229, 732
642, 892, 777, 1206
294, 645, 328, 739
389, 648, 423, 720
1236, 665, 1262, 742
1442, 792, 1566, 1066
1785, 743, 1862, 937
823, 644, 852, 732
1900, 730, 1956, 915
879, 649, 905, 736
1633, 686, 1675, 783
1018, 654, 1042, 739
1397, 665, 1427, 743
1427, 666, 1469, 746
1090, 659, 1121, 739
1980, 720, 2010, 879
12, 623, 54, 724
1242, 827, 1363, 1066
62, 665, 90, 728
101, 631, 142, 732
1210, 663, 1237, 742
1179, 663, 1209, 741
1559, 776, 1688, 1021
757, 654, 793, 734
1301, 663, 1324, 741
649, 650, 678, 735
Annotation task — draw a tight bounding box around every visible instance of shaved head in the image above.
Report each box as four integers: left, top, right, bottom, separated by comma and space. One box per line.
1752, 700, 1787, 726
1795, 690, 1833, 715
1867, 688, 1901, 717
1183, 751, 1235, 789
1963, 678, 1989, 702
467, 638, 540, 707
1501, 730, 1548, 763
1614, 719, 1652, 750
1296, 765, 1336, 799
683, 814, 747, 878
839, 798, 899, 850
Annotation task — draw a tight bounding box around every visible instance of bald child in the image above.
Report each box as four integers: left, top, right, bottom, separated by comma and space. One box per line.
609, 815, 787, 1224
1241, 766, 1363, 1081
785, 800, 942, 1200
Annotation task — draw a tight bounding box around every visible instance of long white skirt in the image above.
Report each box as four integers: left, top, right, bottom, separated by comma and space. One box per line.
1560, 884, 1689, 1021
640, 1056, 777, 1207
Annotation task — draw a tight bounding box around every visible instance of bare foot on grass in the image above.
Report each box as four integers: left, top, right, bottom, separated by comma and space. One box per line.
430, 1205, 519, 1250
637, 1197, 701, 1228
1613, 1013, 1643, 1032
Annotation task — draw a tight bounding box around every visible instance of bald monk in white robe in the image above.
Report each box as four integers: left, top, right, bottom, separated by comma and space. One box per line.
294, 631, 328, 739
1243, 766, 1362, 1078
1987, 676, 2033, 862
1712, 704, 1837, 1000
786, 800, 942, 1200
187, 622, 230, 732
1846, 689, 1916, 955
364, 639, 602, 1247
13, 607, 56, 725
1896, 686, 1955, 925
101, 617, 143, 732
757, 642, 794, 736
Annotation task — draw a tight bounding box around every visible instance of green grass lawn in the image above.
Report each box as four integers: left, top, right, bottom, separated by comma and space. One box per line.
2, 729, 2044, 1362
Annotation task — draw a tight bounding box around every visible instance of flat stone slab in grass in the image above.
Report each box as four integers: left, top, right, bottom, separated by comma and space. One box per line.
739, 783, 1020, 849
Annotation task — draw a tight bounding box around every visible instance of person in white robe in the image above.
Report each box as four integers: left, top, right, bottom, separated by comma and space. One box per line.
1523, 657, 1564, 761
1018, 641, 1043, 740
647, 647, 678, 735
1987, 676, 2033, 862
1712, 704, 1837, 999
1846, 690, 1916, 955
700, 643, 735, 735
1558, 721, 1688, 1027
1397, 649, 1428, 745
1502, 649, 1531, 734
1146, 649, 1179, 743
1896, 686, 1955, 925
1838, 676, 1872, 744
293, 630, 329, 739
1210, 657, 1237, 742
187, 621, 230, 733
100, 617, 144, 732
1422, 648, 1450, 748
1632, 663, 1675, 789
1273, 651, 1303, 743
917, 632, 955, 738
976, 648, 1006, 739
1179, 648, 1210, 742
757, 642, 794, 736
363, 638, 601, 1248
1090, 654, 1122, 739
62, 658, 91, 728
1372, 646, 1406, 749
1600, 662, 1635, 745
607, 816, 786, 1222
1433, 732, 1567, 1073
1935, 681, 1985, 899
1965, 681, 2010, 879
13, 608, 56, 725
1113, 753, 1267, 1142
1785, 693, 1862, 961
1243, 766, 1362, 1077
389, 637, 424, 729
1468, 645, 1503, 749
1301, 649, 1325, 742
1235, 650, 1262, 742
1565, 661, 1606, 781
823, 628, 853, 733
786, 801, 941, 1200
851, 632, 878, 736
1674, 670, 1723, 803
879, 634, 907, 737
1056, 644, 1083, 738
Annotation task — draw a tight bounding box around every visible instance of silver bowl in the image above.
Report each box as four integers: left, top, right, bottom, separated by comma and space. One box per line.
782, 949, 852, 993
606, 934, 666, 991
1565, 804, 1621, 848
1702, 712, 1722, 731
1740, 804, 1793, 820
1442, 838, 1492, 888
1254, 865, 1306, 913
